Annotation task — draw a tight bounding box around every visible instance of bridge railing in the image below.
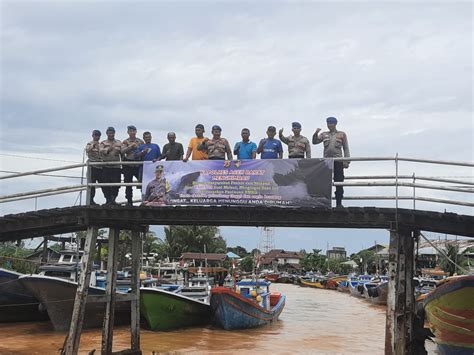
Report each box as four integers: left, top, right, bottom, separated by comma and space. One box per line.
0, 156, 472, 211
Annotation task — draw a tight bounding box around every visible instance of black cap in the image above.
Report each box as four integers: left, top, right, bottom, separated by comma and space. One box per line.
92, 130, 101, 136
195, 124, 204, 130
106, 126, 115, 132
127, 125, 137, 130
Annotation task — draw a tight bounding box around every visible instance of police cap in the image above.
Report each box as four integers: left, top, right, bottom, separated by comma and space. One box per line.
155, 165, 164, 172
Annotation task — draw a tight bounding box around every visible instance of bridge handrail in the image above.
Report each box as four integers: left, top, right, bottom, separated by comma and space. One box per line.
1, 156, 472, 210
1, 156, 473, 181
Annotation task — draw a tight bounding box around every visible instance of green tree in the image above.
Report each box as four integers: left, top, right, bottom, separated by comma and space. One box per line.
0, 241, 37, 274
240, 256, 254, 272
227, 246, 249, 258
300, 249, 327, 273
163, 226, 226, 258
439, 243, 469, 276
351, 249, 376, 274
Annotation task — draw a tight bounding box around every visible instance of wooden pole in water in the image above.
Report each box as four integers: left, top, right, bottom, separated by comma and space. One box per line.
62, 226, 98, 355
101, 227, 120, 354
130, 230, 142, 352
385, 228, 415, 355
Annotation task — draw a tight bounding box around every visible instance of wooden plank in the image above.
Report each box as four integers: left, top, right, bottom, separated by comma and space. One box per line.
62, 226, 98, 355
130, 230, 142, 352
404, 231, 415, 354
385, 228, 415, 355
101, 227, 120, 355
2, 206, 474, 242
385, 229, 398, 355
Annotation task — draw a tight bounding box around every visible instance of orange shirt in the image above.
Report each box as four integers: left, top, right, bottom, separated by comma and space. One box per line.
188, 137, 208, 160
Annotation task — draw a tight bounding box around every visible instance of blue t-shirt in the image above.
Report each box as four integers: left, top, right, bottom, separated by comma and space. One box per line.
137, 143, 161, 161
259, 138, 283, 159
234, 141, 257, 159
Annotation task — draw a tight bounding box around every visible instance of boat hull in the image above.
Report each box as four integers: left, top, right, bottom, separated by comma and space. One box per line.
365, 282, 388, 305
19, 275, 130, 331
210, 287, 285, 330
300, 279, 325, 289
0, 269, 48, 322
424, 275, 474, 354
140, 288, 211, 331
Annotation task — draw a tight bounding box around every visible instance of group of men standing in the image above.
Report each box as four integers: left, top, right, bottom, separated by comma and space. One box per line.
86, 117, 350, 207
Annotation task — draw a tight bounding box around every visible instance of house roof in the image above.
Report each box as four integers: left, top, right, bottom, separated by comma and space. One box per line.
180, 252, 227, 262
226, 251, 240, 259
261, 249, 302, 264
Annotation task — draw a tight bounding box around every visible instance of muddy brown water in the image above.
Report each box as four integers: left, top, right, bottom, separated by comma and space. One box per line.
0, 283, 436, 354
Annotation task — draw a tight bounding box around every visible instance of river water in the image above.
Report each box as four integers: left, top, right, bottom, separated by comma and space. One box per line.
0, 283, 435, 354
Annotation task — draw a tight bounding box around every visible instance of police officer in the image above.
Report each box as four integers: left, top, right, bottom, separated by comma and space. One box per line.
85, 130, 105, 205
198, 125, 233, 160
143, 165, 169, 206
313, 116, 350, 207
99, 127, 122, 205
121, 125, 144, 205
279, 122, 311, 158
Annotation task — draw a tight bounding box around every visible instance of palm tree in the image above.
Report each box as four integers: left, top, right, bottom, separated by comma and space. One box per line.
439, 243, 468, 276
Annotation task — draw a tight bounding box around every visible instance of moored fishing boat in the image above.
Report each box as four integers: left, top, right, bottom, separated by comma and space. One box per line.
140, 287, 211, 330
299, 275, 327, 288
337, 279, 351, 293
140, 267, 212, 331
364, 277, 389, 305
264, 273, 279, 282
423, 275, 474, 354
349, 275, 372, 298
326, 275, 347, 290
210, 279, 285, 330
0, 268, 48, 322
19, 274, 130, 331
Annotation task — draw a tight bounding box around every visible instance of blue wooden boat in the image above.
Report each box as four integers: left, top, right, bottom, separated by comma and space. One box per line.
210, 279, 285, 330
0, 268, 48, 322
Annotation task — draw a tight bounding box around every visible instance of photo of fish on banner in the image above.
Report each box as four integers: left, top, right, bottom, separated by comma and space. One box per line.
141, 159, 333, 207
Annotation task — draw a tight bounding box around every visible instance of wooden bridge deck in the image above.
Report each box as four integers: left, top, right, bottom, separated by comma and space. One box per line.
1, 205, 473, 241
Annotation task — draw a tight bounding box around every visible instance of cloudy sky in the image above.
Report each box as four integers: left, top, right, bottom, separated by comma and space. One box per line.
1, 1, 472, 253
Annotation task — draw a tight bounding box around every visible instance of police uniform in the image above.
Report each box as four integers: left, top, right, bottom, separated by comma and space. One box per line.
99, 127, 122, 204
199, 126, 232, 160
144, 167, 169, 205
280, 122, 311, 159
85, 130, 105, 204
121, 129, 145, 205
205, 137, 232, 160
280, 135, 311, 159
312, 117, 350, 206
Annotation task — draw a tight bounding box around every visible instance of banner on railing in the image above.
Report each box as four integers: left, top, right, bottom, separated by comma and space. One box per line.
142, 159, 333, 207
